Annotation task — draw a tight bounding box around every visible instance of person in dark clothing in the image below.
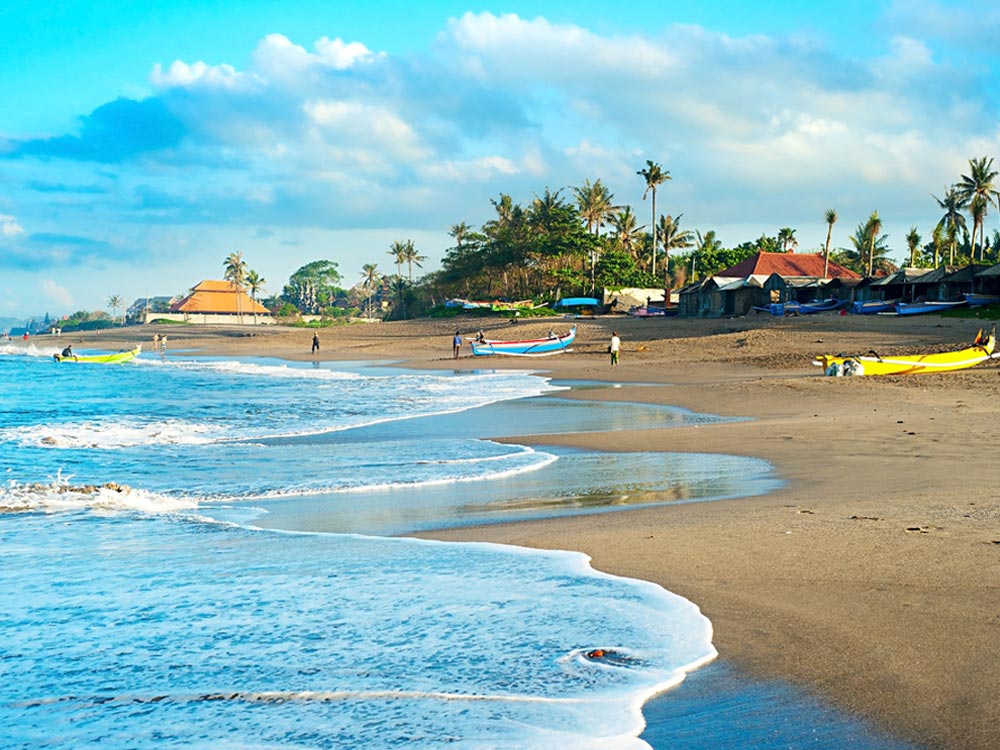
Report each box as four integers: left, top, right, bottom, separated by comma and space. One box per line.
312, 333, 320, 353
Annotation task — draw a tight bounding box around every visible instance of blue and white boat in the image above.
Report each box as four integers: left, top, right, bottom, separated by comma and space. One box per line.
471, 327, 576, 356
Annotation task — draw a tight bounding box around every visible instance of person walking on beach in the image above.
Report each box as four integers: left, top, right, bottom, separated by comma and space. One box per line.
160, 335, 168, 354
452, 331, 462, 359
312, 333, 320, 354
610, 331, 621, 366
152, 333, 159, 351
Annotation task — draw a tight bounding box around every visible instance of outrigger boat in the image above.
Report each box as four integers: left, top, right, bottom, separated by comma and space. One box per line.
470, 327, 576, 357
893, 299, 967, 316
814, 331, 995, 376
963, 293, 1000, 308
851, 298, 899, 315
53, 344, 142, 364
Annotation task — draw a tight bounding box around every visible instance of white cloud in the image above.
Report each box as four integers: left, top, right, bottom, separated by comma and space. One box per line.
0, 214, 24, 238
40, 279, 73, 307
150, 60, 252, 89
252, 33, 377, 83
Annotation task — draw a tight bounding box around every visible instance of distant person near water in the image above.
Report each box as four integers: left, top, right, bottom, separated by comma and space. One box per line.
152, 333, 159, 351
312, 333, 320, 353
160, 335, 168, 354
610, 331, 620, 366
452, 331, 462, 359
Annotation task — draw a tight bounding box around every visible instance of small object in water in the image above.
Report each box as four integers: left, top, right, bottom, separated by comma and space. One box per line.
586, 649, 606, 659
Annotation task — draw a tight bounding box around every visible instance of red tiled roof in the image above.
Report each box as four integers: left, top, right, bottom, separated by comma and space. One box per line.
171, 280, 270, 314
719, 252, 860, 279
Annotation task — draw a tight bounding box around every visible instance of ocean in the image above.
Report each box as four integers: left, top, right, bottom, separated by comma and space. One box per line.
0, 341, 909, 749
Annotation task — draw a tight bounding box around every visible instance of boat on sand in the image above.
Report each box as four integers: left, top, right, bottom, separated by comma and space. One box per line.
813, 332, 995, 376
470, 327, 575, 357
893, 299, 967, 316
53, 345, 142, 364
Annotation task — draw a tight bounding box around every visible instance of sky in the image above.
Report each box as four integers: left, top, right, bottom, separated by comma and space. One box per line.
1, 0, 999, 319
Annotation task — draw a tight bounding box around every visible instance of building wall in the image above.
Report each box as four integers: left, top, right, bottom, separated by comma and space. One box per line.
144, 312, 276, 325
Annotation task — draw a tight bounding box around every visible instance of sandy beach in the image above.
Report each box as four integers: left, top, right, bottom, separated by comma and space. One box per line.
82, 313, 1000, 749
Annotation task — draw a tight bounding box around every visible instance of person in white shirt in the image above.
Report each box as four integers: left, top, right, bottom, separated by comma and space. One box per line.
610, 331, 620, 366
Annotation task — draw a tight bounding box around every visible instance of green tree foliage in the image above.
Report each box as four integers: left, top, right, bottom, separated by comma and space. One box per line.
282, 260, 343, 314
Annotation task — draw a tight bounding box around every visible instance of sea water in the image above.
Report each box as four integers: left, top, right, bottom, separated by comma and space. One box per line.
0, 340, 813, 749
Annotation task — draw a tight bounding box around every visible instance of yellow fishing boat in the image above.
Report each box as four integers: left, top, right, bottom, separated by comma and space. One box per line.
814, 331, 995, 376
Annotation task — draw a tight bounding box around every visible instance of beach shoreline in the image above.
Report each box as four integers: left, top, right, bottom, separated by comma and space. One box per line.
81, 315, 1000, 749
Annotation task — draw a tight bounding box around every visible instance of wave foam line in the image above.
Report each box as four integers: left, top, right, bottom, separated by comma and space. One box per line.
14, 688, 583, 709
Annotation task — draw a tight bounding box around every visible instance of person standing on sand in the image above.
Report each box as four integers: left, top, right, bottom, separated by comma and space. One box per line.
160, 335, 168, 354
610, 331, 620, 366
452, 331, 462, 359
312, 333, 320, 354
152, 333, 159, 351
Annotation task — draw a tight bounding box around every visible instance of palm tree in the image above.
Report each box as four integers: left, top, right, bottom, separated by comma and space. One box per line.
850, 214, 890, 276
574, 179, 616, 235
777, 227, 798, 253
607, 207, 645, 260
449, 222, 472, 249
360, 263, 380, 318
245, 269, 266, 323
402, 241, 426, 281
905, 227, 921, 267
865, 211, 882, 276
956, 156, 1000, 261
657, 213, 694, 293
388, 240, 408, 278
930, 223, 945, 267
224, 251, 248, 324
692, 230, 722, 281
823, 209, 837, 278
969, 196, 988, 262
637, 160, 670, 275
934, 187, 968, 264
107, 294, 123, 325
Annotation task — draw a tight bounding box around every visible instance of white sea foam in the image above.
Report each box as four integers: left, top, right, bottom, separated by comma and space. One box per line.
0, 478, 198, 514
0, 418, 220, 449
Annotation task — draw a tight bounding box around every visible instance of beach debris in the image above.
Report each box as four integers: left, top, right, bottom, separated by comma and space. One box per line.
850, 515, 882, 521
796, 508, 814, 514
905, 526, 931, 534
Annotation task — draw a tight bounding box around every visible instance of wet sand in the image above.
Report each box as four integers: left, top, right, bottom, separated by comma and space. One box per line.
82, 313, 1000, 749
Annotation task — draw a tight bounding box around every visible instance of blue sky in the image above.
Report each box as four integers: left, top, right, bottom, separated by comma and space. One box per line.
1, 1, 998, 319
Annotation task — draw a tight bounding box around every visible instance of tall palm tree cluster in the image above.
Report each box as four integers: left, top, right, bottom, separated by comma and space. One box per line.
431, 164, 704, 303
929, 157, 1000, 266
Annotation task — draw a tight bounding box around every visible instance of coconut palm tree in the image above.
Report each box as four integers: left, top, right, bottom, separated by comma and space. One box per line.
245, 269, 266, 323
692, 230, 722, 281
657, 213, 694, 292
224, 251, 248, 323
823, 209, 837, 278
637, 160, 671, 275
607, 207, 646, 260
850, 214, 890, 276
573, 179, 616, 236
777, 227, 798, 253
107, 294, 123, 325
934, 187, 968, 265
956, 156, 1000, 261
402, 241, 426, 281
360, 263, 380, 318
388, 240, 408, 278
449, 222, 472, 249
905, 227, 921, 267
